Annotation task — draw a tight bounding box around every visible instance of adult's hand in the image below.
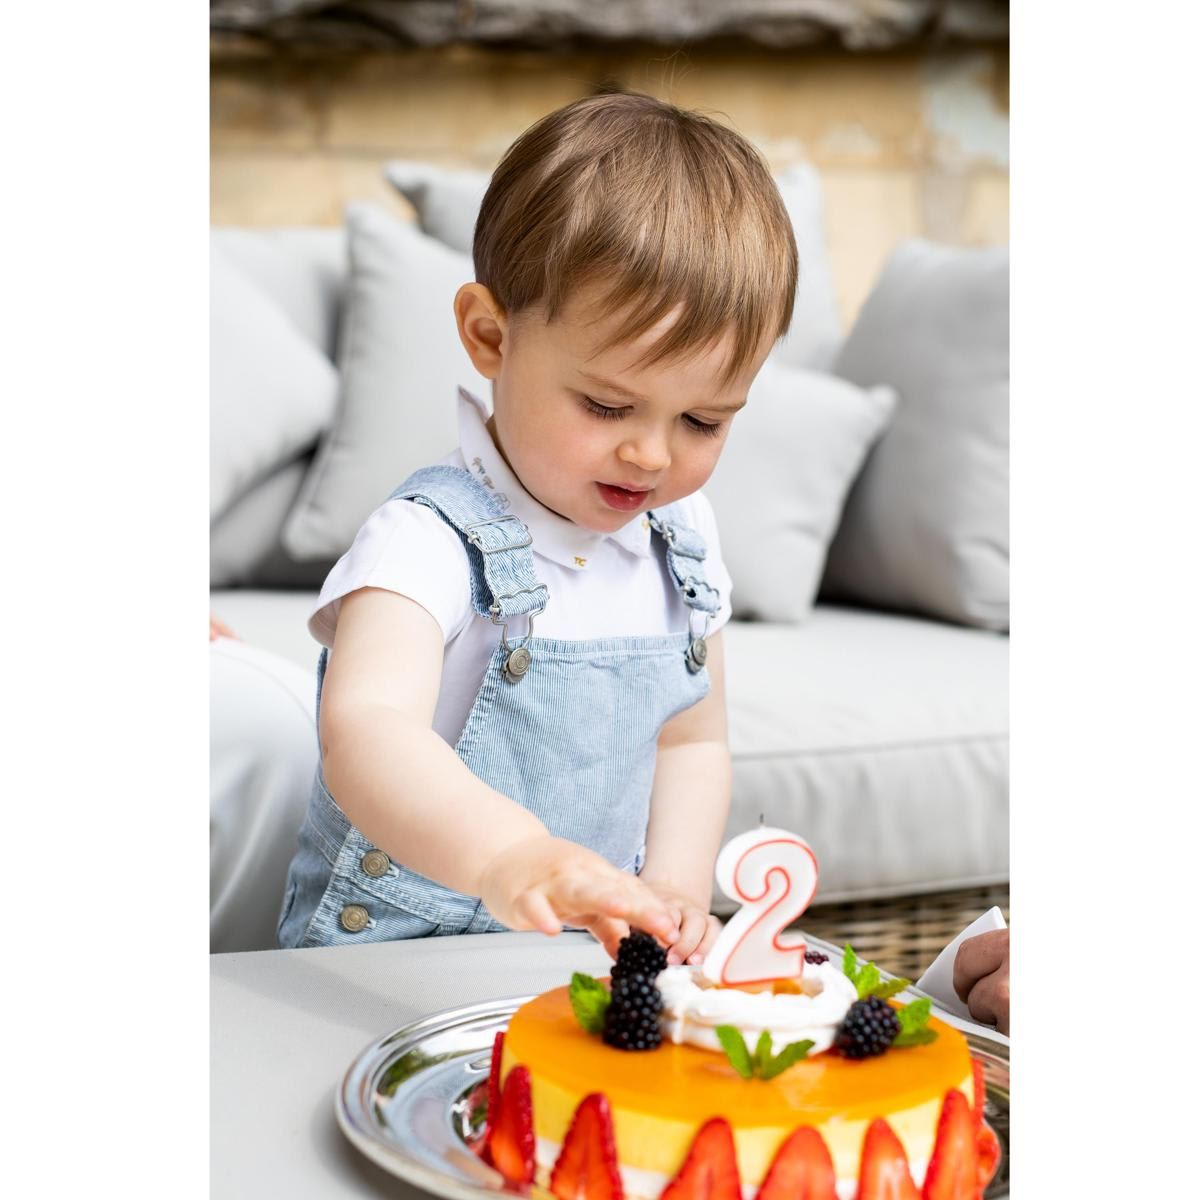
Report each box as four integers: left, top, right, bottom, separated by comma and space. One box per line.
953, 928, 1009, 1034
210, 614, 238, 642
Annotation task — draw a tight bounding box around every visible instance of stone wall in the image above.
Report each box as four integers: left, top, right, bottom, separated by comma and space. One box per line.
211, 42, 1007, 325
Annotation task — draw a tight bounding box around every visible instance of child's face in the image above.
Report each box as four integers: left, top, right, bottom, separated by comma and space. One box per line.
485, 283, 770, 534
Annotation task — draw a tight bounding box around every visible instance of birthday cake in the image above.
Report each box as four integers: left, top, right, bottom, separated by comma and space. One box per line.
479, 830, 1001, 1199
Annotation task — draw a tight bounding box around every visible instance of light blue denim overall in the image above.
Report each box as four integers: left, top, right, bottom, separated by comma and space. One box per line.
277, 464, 721, 948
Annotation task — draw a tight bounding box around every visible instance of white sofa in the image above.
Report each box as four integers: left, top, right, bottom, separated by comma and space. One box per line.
210, 221, 1009, 952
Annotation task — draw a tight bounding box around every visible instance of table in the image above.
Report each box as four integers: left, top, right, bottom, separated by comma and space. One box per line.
212, 931, 1007, 1197
212, 932, 612, 1197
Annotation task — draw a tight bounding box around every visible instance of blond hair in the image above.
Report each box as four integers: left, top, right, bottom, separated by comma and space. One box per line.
474, 91, 797, 387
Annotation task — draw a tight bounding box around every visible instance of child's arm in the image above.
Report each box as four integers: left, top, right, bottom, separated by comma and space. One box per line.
320, 587, 681, 948
635, 632, 732, 965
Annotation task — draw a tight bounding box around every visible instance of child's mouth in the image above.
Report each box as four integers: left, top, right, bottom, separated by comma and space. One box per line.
596, 482, 652, 512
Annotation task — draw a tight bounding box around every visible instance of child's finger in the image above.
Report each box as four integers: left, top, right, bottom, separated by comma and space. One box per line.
514, 890, 563, 937
688, 915, 724, 965
666, 909, 709, 965
573, 879, 679, 945
589, 916, 629, 960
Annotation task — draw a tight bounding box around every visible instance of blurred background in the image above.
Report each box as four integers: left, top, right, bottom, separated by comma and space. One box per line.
211, 0, 1007, 328
210, 2, 1010, 972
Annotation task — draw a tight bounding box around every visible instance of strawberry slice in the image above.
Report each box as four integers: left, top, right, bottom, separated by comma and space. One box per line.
921, 1089, 978, 1200
486, 1031, 505, 1137
486, 1063, 535, 1186
970, 1059, 986, 1130
660, 1118, 741, 1200
856, 1119, 920, 1200
758, 1126, 837, 1200
975, 1124, 1001, 1194
550, 1093, 624, 1200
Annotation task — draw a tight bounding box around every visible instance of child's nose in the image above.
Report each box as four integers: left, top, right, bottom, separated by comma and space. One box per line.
617, 430, 671, 473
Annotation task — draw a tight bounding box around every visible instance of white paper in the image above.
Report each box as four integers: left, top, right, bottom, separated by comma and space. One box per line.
913, 907, 1008, 1022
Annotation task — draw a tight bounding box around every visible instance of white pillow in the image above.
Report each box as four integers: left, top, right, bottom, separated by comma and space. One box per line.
384, 160, 487, 257
705, 363, 896, 623
821, 240, 1009, 631
282, 205, 489, 562
768, 164, 844, 372
384, 158, 843, 369
210, 247, 339, 520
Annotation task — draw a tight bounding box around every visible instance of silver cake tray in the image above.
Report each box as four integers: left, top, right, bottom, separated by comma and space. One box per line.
337, 995, 1010, 1199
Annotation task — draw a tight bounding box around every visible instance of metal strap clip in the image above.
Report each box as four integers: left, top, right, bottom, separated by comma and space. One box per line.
464, 513, 533, 554
488, 587, 549, 683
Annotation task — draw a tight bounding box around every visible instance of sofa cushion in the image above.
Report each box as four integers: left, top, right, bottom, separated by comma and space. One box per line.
210, 247, 341, 521
211, 227, 346, 360
210, 455, 338, 590
822, 240, 1009, 631
209, 589, 322, 674
211, 590, 1008, 909
384, 158, 843, 370
704, 362, 895, 622
721, 608, 1008, 905
282, 205, 489, 562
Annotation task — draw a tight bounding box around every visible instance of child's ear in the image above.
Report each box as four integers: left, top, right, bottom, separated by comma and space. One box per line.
454, 283, 507, 379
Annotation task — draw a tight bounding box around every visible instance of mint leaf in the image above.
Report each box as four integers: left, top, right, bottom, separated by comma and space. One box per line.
854, 963, 883, 999
891, 997, 938, 1049
893, 1028, 938, 1048
568, 972, 610, 1034
760, 1039, 814, 1080
868, 977, 912, 1001
896, 997, 932, 1036
753, 1031, 772, 1075
842, 943, 859, 981
715, 1026, 754, 1079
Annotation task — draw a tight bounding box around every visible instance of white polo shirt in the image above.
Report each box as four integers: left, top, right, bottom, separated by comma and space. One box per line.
311, 388, 733, 746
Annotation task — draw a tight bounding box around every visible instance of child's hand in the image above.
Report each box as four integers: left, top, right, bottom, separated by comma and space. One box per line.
478, 835, 681, 952
590, 883, 720, 966
642, 882, 722, 967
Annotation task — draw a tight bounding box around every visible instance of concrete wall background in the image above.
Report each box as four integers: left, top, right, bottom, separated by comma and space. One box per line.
211, 43, 1007, 326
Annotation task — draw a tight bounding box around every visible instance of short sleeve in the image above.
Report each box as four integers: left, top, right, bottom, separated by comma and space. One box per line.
680, 490, 734, 636
307, 499, 474, 648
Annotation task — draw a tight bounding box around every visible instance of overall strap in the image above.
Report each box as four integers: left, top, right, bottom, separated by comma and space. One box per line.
647, 504, 721, 675
646, 506, 722, 618
388, 464, 550, 623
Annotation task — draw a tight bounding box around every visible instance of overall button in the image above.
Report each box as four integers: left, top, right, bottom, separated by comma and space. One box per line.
503, 646, 532, 682
361, 849, 390, 877
340, 904, 370, 933
686, 637, 708, 673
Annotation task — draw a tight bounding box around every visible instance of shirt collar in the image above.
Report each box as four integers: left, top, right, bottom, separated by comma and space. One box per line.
456, 387, 653, 569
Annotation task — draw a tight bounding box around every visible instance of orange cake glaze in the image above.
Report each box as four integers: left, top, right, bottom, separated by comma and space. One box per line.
500, 982, 977, 1194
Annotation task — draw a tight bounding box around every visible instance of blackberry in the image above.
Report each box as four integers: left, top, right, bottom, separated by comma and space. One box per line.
611, 929, 667, 983
834, 997, 900, 1060
602, 971, 664, 1051
804, 949, 829, 965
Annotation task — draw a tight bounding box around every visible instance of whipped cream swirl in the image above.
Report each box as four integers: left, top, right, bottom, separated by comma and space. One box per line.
656, 962, 857, 1057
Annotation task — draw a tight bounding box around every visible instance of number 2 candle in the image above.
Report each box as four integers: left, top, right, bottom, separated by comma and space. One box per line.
701, 827, 819, 986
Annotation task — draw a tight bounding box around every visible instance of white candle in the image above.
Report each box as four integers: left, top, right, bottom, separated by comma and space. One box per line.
702, 827, 819, 986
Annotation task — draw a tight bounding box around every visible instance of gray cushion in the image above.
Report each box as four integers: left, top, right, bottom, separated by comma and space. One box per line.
282, 205, 490, 562
704, 362, 895, 623
210, 246, 340, 521
211, 227, 346, 359
721, 609, 1008, 905
384, 158, 843, 370
212, 590, 1008, 907
210, 455, 337, 590
822, 240, 1009, 631
767, 164, 844, 372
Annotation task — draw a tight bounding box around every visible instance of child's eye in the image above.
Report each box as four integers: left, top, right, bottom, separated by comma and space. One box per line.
684, 414, 723, 437
580, 395, 629, 420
